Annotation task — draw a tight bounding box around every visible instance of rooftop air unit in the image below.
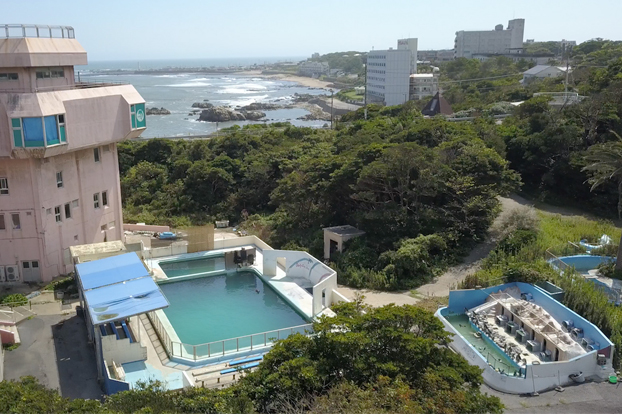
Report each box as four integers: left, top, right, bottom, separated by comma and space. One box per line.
506, 321, 517, 335
5, 265, 19, 282
581, 337, 594, 349
562, 320, 574, 331
526, 340, 542, 353
597, 354, 606, 365
587, 342, 600, 352
496, 315, 508, 327
571, 328, 584, 340
516, 328, 527, 343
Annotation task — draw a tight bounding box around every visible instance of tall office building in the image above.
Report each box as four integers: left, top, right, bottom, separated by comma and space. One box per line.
366, 38, 417, 106
0, 24, 146, 283
454, 19, 525, 58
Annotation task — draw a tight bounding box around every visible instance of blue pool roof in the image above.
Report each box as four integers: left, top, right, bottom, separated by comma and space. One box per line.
76, 252, 168, 325
83, 276, 169, 325
76, 253, 150, 290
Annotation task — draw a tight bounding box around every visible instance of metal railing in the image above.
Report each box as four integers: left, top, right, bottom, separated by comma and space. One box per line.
148, 310, 312, 361
1, 24, 75, 39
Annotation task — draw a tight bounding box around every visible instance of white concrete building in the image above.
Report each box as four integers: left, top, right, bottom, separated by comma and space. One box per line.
397, 38, 418, 74
522, 65, 568, 83
455, 19, 525, 58
298, 61, 329, 77
366, 49, 411, 106
409, 73, 439, 100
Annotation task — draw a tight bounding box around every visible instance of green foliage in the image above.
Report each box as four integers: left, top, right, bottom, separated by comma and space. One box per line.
43, 276, 75, 292
0, 293, 28, 307
309, 51, 365, 74
238, 302, 503, 413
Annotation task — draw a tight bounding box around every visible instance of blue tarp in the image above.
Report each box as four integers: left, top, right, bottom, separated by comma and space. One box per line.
83, 276, 169, 325
76, 253, 150, 290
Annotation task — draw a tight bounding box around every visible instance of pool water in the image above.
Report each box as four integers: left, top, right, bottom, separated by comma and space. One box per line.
551, 255, 613, 274
159, 272, 309, 346
159, 256, 225, 278
445, 314, 522, 376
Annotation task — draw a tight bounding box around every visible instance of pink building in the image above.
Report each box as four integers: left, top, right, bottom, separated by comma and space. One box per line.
0, 25, 146, 283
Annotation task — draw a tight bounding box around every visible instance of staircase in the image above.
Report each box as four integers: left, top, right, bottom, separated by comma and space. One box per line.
0, 305, 33, 346
0, 323, 20, 345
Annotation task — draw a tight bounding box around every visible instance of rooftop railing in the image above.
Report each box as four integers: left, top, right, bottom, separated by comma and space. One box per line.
1, 24, 75, 39
0, 81, 128, 94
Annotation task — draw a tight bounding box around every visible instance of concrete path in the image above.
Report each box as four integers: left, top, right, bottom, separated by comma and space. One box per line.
3, 312, 103, 400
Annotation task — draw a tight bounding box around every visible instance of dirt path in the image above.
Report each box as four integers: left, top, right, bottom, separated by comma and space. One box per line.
335, 196, 525, 307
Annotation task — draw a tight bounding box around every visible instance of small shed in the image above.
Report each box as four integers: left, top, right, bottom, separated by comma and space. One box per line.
323, 225, 365, 260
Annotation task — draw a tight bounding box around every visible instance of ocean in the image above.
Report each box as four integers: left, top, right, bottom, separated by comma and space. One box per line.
77, 58, 328, 138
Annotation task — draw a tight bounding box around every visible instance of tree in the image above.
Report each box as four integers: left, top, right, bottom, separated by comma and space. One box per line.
582, 132, 622, 269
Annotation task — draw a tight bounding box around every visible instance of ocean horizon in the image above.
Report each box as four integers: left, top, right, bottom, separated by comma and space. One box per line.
78, 57, 307, 72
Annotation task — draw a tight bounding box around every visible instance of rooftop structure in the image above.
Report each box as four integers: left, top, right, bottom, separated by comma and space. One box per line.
421, 92, 453, 116
437, 282, 614, 394
454, 19, 525, 59
0, 24, 146, 283
522, 65, 569, 83
323, 225, 365, 260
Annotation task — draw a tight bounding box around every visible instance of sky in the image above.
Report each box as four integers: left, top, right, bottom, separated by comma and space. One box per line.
2, 0, 621, 61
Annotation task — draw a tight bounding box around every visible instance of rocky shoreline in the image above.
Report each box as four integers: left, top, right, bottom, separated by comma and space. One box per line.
192, 94, 332, 123
146, 107, 171, 115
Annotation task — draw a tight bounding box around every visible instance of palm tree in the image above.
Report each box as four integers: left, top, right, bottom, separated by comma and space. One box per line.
582, 131, 622, 270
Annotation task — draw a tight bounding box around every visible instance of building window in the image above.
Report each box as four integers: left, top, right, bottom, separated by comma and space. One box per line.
36, 68, 64, 79
93, 193, 100, 209
54, 206, 63, 223
0, 214, 4, 230
55, 206, 62, 223
71, 199, 79, 208
56, 171, 63, 188
11, 213, 20, 230
102, 191, 108, 207
101, 224, 107, 232
64, 203, 71, 219
0, 177, 8, 195
12, 115, 66, 148
46, 208, 52, 215
94, 147, 100, 163
102, 144, 111, 153
0, 73, 18, 81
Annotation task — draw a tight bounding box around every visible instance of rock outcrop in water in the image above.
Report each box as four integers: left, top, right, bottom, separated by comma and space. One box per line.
191, 102, 214, 109
146, 107, 171, 115
198, 106, 266, 122
241, 102, 282, 111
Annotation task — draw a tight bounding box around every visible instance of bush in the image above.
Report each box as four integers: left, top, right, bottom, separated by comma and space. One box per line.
492, 205, 539, 240
591, 243, 619, 257
0, 294, 28, 307
497, 229, 538, 254
597, 260, 622, 279
43, 276, 75, 292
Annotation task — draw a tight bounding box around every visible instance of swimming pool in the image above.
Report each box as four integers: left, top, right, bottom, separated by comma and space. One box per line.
549, 255, 613, 275
445, 314, 522, 376
158, 272, 310, 359
159, 256, 225, 278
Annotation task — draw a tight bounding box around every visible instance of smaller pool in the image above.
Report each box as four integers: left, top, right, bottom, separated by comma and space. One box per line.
445, 314, 522, 376
159, 256, 225, 278
549, 255, 613, 275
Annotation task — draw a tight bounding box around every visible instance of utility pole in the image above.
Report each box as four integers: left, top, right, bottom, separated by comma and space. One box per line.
330, 89, 334, 129
364, 62, 368, 120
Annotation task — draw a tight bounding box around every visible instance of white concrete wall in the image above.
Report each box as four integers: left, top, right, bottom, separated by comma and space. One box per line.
124, 224, 170, 232
436, 308, 615, 394
313, 274, 337, 315
101, 334, 147, 366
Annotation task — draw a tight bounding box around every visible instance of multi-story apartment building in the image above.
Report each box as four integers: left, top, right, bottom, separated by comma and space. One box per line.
366, 38, 417, 106
454, 19, 525, 59
0, 24, 146, 283
366, 49, 411, 106
410, 73, 440, 100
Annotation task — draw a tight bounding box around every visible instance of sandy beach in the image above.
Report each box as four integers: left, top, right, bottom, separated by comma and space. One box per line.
235, 70, 334, 90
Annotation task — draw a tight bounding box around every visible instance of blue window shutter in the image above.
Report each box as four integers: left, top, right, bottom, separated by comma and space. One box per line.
44, 116, 59, 146
22, 117, 45, 147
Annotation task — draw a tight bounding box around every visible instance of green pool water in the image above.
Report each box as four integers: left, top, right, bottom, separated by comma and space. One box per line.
159, 256, 225, 278
159, 272, 309, 354
445, 314, 521, 376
